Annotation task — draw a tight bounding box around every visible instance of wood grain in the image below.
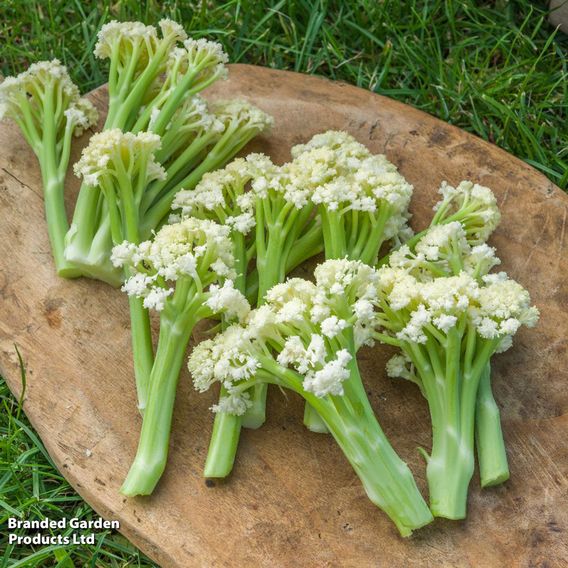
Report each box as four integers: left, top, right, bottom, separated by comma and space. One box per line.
0, 64, 567, 567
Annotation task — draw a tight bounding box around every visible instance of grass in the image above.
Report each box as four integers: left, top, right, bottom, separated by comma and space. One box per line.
0, 0, 565, 564
0, 353, 157, 567
1, 0, 566, 188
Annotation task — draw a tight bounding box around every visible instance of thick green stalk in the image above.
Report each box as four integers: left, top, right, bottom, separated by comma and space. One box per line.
101, 174, 155, 410
34, 86, 79, 277
425, 336, 496, 518
422, 328, 470, 519
41, 168, 80, 277
426, 398, 474, 518
121, 317, 193, 496
475, 363, 509, 487
203, 384, 243, 478
128, 295, 154, 413
266, 358, 433, 536
329, 412, 432, 537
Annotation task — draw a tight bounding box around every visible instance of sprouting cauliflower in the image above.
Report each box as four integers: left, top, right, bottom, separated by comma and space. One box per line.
188, 258, 433, 536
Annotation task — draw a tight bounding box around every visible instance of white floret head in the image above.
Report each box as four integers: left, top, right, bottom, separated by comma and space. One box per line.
172, 154, 264, 235
188, 324, 259, 397
303, 349, 352, 397
0, 60, 96, 138
472, 273, 539, 339
213, 99, 274, 135
288, 131, 413, 246
118, 218, 236, 312
73, 129, 165, 188
434, 180, 501, 244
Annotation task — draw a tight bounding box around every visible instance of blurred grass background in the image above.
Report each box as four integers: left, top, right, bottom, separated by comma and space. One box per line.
2, 0, 566, 188
0, 0, 566, 565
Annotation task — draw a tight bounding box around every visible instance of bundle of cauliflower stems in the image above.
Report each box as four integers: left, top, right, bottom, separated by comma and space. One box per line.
1, 18, 539, 537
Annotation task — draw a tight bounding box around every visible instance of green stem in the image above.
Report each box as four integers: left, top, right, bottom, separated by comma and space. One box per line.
121, 316, 193, 496
358, 205, 390, 265
303, 404, 328, 433
203, 384, 243, 478
42, 173, 80, 277
110, 42, 171, 131
475, 363, 509, 487
103, 172, 155, 411
232, 232, 248, 293
128, 295, 154, 413
241, 383, 268, 429
256, 231, 285, 303
203, 234, 249, 477
65, 183, 103, 252
426, 330, 471, 519
322, 208, 347, 259
427, 412, 475, 519
425, 336, 496, 519
267, 358, 433, 536
286, 223, 323, 271
35, 87, 79, 277
242, 217, 288, 430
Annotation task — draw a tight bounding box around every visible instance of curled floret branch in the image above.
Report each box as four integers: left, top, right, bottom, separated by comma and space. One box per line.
172, 157, 259, 478
139, 100, 274, 241
115, 217, 249, 496
386, 193, 511, 486
380, 181, 510, 487
64, 19, 272, 286
290, 130, 414, 431
373, 237, 538, 518
172, 153, 268, 295
0, 60, 98, 274
171, 154, 312, 477
388, 221, 502, 282
133, 38, 228, 135
188, 259, 433, 536
291, 131, 414, 264
93, 19, 187, 130
74, 128, 168, 412
387, 179, 502, 262
431, 181, 501, 245
212, 146, 328, 439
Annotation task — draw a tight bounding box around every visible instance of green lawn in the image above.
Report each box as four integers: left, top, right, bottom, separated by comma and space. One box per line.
0, 0, 566, 565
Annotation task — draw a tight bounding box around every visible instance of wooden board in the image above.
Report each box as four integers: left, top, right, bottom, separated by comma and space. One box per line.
0, 64, 567, 567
